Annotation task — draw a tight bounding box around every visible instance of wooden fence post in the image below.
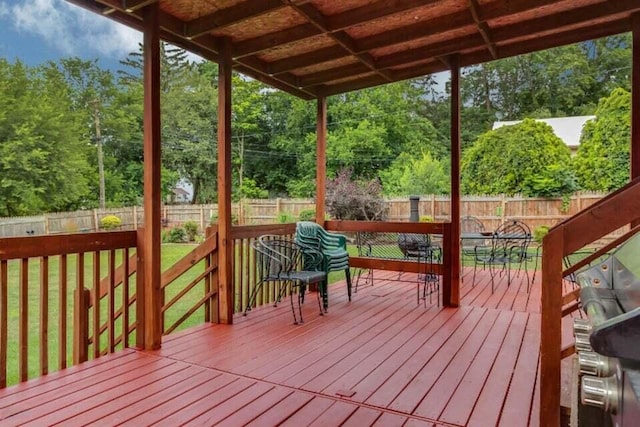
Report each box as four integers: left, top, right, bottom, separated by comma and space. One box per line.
92, 209, 99, 232
133, 206, 138, 229
501, 195, 507, 222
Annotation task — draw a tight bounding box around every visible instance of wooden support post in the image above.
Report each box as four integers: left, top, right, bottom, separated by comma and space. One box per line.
217, 37, 234, 324
632, 14, 640, 181
142, 3, 162, 349
316, 97, 327, 225
448, 56, 461, 307
540, 228, 564, 427
631, 14, 640, 228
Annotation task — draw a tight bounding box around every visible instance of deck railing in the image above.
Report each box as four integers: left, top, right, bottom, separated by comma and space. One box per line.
230, 223, 296, 313
0, 230, 141, 388
0, 220, 452, 388
161, 226, 219, 334
540, 176, 640, 426
325, 220, 455, 306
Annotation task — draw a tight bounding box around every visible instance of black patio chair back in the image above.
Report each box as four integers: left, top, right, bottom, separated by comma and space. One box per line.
461, 216, 486, 249
244, 235, 326, 324
473, 220, 532, 293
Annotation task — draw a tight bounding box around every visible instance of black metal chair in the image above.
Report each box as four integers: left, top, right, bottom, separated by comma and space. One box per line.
398, 233, 442, 306
244, 235, 326, 324
354, 232, 374, 292
473, 220, 531, 293
460, 216, 487, 283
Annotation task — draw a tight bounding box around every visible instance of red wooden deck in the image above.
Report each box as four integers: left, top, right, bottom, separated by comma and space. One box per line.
0, 268, 573, 426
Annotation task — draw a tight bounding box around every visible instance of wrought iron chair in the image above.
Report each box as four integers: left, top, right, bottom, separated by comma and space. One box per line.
244, 235, 326, 324
353, 232, 374, 292
398, 232, 442, 306
473, 220, 531, 293
460, 215, 487, 283
295, 221, 352, 311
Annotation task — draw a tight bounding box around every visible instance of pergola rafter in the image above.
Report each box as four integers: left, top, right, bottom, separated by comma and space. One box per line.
77, 0, 640, 98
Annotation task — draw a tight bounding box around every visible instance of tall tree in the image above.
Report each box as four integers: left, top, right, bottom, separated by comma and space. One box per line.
573, 88, 631, 191
0, 59, 91, 215
461, 119, 575, 196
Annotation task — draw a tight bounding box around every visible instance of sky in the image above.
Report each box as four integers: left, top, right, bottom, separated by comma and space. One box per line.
0, 0, 147, 71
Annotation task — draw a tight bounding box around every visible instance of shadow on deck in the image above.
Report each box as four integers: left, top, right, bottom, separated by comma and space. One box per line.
1, 268, 574, 426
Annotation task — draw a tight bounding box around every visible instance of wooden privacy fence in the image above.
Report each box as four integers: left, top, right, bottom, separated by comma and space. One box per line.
0, 193, 609, 238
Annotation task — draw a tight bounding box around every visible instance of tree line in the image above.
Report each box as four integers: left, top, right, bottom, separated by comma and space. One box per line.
0, 34, 632, 217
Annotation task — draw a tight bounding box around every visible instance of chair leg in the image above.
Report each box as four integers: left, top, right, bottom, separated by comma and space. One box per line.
315, 284, 323, 316
472, 263, 476, 286
289, 284, 299, 325
244, 279, 264, 315
345, 268, 352, 301
321, 279, 329, 313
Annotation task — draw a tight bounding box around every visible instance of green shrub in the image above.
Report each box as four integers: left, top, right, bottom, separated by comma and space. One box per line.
183, 221, 199, 241
100, 215, 122, 230
277, 211, 295, 224
163, 226, 187, 243
533, 225, 550, 243
299, 209, 316, 221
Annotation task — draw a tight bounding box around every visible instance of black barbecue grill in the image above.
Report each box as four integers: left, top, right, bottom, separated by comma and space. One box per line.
573, 233, 640, 426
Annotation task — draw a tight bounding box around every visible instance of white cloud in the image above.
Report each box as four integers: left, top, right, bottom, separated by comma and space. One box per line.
1, 0, 141, 59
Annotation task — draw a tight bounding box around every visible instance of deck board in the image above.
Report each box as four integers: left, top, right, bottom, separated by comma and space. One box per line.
0, 267, 561, 427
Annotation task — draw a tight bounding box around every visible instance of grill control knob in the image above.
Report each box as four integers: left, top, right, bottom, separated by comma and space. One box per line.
575, 332, 592, 352
578, 351, 614, 377
573, 318, 592, 336
581, 375, 619, 414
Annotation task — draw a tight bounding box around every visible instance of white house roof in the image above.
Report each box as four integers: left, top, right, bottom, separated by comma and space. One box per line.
492, 116, 595, 149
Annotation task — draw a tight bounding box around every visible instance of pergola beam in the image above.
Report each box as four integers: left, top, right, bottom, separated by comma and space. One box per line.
185, 0, 285, 39
290, 2, 392, 83
320, 16, 630, 97
121, 0, 157, 12
468, 0, 497, 59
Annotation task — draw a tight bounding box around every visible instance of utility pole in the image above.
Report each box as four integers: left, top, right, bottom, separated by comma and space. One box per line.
91, 99, 106, 209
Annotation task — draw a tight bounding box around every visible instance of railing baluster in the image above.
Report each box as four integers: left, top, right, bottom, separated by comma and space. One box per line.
19, 258, 28, 382
239, 238, 246, 312
123, 248, 129, 348
0, 260, 8, 388
59, 254, 67, 370
93, 251, 100, 358
73, 253, 88, 364
108, 250, 116, 353
40, 256, 49, 376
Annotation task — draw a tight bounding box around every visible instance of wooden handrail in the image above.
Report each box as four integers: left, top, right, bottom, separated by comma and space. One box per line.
556, 176, 640, 254
161, 232, 217, 289
325, 219, 445, 234
540, 177, 640, 426
563, 223, 640, 278
0, 231, 137, 260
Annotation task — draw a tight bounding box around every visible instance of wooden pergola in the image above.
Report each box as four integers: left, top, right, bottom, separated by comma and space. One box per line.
63, 1, 640, 425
